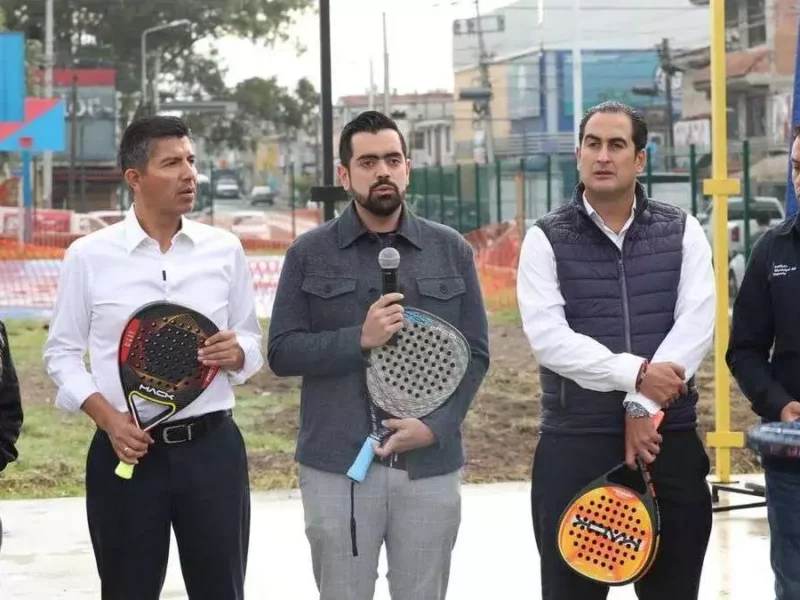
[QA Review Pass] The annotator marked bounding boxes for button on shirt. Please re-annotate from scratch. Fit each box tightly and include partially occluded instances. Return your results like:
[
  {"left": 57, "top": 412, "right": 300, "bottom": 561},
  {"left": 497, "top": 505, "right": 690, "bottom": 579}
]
[
  {"left": 517, "top": 194, "right": 716, "bottom": 415},
  {"left": 43, "top": 208, "right": 264, "bottom": 419}
]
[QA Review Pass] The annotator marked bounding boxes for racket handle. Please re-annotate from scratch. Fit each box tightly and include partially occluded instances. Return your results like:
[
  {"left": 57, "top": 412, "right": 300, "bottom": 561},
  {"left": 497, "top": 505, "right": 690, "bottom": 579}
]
[
  {"left": 115, "top": 461, "right": 135, "bottom": 480},
  {"left": 347, "top": 436, "right": 377, "bottom": 483}
]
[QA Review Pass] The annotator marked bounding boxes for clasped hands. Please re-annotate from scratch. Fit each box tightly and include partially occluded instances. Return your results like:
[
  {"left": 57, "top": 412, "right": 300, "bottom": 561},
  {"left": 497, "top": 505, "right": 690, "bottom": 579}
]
[{"left": 625, "top": 361, "right": 687, "bottom": 470}]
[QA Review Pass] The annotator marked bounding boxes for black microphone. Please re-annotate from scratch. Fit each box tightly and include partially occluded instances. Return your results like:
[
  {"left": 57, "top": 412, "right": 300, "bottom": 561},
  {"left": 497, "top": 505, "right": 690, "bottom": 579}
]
[{"left": 378, "top": 247, "right": 401, "bottom": 345}]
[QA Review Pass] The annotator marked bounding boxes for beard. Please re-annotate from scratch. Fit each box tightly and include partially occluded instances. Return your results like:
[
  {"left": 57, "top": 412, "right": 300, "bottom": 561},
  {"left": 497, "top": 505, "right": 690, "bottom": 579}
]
[{"left": 349, "top": 179, "right": 405, "bottom": 217}]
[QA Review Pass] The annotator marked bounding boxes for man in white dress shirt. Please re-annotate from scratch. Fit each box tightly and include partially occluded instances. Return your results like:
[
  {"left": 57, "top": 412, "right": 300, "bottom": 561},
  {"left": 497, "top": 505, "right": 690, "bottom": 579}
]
[
  {"left": 42, "top": 115, "right": 263, "bottom": 600},
  {"left": 517, "top": 101, "right": 716, "bottom": 599}
]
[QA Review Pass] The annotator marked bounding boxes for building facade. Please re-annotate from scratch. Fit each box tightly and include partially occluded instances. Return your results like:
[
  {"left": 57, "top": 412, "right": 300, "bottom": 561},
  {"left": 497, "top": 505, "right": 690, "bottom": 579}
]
[{"left": 333, "top": 91, "right": 455, "bottom": 168}]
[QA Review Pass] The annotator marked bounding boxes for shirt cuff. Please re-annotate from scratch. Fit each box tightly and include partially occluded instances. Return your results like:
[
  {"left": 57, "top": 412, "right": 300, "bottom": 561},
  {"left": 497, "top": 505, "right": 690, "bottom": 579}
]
[
  {"left": 613, "top": 353, "right": 646, "bottom": 394},
  {"left": 228, "top": 334, "right": 264, "bottom": 385},
  {"left": 623, "top": 393, "right": 662, "bottom": 416},
  {"left": 55, "top": 372, "right": 99, "bottom": 413}
]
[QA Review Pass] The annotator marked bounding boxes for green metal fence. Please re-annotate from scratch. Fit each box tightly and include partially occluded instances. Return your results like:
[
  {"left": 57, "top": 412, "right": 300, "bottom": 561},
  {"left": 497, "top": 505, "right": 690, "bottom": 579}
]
[{"left": 408, "top": 141, "right": 788, "bottom": 261}]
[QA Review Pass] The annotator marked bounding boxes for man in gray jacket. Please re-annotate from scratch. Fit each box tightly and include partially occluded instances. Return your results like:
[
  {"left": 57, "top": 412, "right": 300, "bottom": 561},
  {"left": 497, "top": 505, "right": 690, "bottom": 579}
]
[{"left": 267, "top": 110, "right": 489, "bottom": 599}]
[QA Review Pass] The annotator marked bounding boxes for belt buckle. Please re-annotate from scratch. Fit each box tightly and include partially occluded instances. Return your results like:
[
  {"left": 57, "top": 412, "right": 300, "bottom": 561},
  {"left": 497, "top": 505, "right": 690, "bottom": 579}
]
[{"left": 162, "top": 423, "right": 193, "bottom": 444}]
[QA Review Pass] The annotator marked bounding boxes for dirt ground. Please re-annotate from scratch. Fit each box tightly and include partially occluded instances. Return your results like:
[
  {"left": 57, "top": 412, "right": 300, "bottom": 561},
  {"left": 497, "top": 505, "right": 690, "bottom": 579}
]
[
  {"left": 10, "top": 318, "right": 761, "bottom": 494},
  {"left": 241, "top": 320, "right": 763, "bottom": 487}
]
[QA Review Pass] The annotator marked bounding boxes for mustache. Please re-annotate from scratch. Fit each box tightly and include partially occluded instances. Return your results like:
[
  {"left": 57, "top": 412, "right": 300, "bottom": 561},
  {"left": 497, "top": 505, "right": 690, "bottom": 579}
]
[{"left": 370, "top": 180, "right": 398, "bottom": 193}]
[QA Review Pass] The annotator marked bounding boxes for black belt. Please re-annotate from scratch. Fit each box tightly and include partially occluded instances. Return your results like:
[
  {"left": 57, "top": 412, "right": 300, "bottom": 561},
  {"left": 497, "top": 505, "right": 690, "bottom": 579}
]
[
  {"left": 150, "top": 409, "right": 231, "bottom": 445},
  {"left": 373, "top": 452, "right": 407, "bottom": 470}
]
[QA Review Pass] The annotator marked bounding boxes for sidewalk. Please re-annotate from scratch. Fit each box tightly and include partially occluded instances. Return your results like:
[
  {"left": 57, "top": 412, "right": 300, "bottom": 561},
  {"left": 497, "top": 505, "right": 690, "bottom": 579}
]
[{"left": 0, "top": 478, "right": 773, "bottom": 599}]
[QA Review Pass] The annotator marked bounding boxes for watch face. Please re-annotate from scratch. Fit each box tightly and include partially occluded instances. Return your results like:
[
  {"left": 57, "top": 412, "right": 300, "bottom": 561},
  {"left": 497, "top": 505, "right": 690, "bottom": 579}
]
[{"left": 625, "top": 403, "right": 650, "bottom": 418}]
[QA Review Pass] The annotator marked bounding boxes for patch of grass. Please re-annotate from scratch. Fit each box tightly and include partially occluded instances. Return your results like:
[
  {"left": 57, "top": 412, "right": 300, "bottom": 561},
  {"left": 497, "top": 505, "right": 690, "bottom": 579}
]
[
  {"left": 5, "top": 319, "right": 50, "bottom": 368},
  {"left": 489, "top": 307, "right": 521, "bottom": 326},
  {"left": 0, "top": 386, "right": 301, "bottom": 500},
  {"left": 0, "top": 403, "right": 94, "bottom": 499}
]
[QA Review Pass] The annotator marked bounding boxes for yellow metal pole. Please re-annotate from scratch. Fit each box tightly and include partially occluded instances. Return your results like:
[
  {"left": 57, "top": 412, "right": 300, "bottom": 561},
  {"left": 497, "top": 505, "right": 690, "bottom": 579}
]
[{"left": 703, "top": 0, "right": 744, "bottom": 483}]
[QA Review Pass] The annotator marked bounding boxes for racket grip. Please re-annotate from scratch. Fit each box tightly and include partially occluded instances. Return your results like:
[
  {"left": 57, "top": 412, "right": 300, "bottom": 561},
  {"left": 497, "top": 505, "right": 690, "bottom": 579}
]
[
  {"left": 115, "top": 460, "right": 135, "bottom": 480},
  {"left": 347, "top": 436, "right": 377, "bottom": 483}
]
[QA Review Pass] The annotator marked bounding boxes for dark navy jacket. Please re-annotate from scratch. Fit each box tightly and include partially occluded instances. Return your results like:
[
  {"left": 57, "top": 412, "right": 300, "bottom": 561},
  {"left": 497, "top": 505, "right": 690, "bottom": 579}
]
[
  {"left": 727, "top": 213, "right": 800, "bottom": 473},
  {"left": 535, "top": 181, "right": 698, "bottom": 434}
]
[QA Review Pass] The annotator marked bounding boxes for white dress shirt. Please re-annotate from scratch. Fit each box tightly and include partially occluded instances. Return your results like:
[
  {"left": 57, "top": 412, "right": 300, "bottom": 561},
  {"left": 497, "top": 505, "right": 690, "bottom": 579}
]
[
  {"left": 517, "top": 195, "right": 716, "bottom": 415},
  {"left": 43, "top": 207, "right": 264, "bottom": 420}
]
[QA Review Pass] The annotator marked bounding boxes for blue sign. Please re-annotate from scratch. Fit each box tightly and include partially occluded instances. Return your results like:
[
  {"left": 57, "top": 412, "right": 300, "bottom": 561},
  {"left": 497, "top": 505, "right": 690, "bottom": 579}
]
[
  {"left": 786, "top": 18, "right": 800, "bottom": 216},
  {"left": 0, "top": 32, "right": 25, "bottom": 123}
]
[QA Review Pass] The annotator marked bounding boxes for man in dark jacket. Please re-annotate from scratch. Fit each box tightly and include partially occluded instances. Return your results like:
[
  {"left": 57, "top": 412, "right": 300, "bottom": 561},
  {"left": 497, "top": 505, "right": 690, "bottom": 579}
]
[
  {"left": 517, "top": 101, "right": 716, "bottom": 599},
  {"left": 0, "top": 319, "right": 24, "bottom": 551},
  {"left": 726, "top": 123, "right": 800, "bottom": 600},
  {"left": 267, "top": 110, "right": 490, "bottom": 599}
]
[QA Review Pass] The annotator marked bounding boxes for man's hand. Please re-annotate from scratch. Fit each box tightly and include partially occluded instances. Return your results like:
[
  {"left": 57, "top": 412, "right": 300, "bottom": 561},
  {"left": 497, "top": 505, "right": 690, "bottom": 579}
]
[
  {"left": 198, "top": 331, "right": 244, "bottom": 370},
  {"left": 624, "top": 414, "right": 662, "bottom": 469},
  {"left": 103, "top": 411, "right": 154, "bottom": 465},
  {"left": 374, "top": 418, "right": 436, "bottom": 456},
  {"left": 360, "top": 293, "right": 405, "bottom": 350},
  {"left": 82, "top": 393, "right": 153, "bottom": 465},
  {"left": 780, "top": 401, "right": 800, "bottom": 423},
  {"left": 638, "top": 362, "right": 688, "bottom": 407}
]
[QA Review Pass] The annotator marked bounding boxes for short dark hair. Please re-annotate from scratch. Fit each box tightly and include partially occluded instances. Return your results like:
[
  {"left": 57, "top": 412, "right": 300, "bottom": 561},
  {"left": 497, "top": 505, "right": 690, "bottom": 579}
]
[
  {"left": 578, "top": 101, "right": 649, "bottom": 152},
  {"left": 119, "top": 115, "right": 192, "bottom": 173},
  {"left": 338, "top": 110, "right": 408, "bottom": 167}
]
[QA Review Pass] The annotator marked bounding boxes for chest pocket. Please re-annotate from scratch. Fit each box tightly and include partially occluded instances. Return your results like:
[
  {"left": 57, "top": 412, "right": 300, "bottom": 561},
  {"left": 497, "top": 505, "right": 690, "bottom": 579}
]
[
  {"left": 302, "top": 275, "right": 357, "bottom": 330},
  {"left": 415, "top": 276, "right": 465, "bottom": 325}
]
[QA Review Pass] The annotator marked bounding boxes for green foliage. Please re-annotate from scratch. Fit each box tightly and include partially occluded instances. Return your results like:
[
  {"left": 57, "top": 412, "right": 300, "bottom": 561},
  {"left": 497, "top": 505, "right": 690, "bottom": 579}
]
[{"left": 0, "top": 0, "right": 315, "bottom": 120}]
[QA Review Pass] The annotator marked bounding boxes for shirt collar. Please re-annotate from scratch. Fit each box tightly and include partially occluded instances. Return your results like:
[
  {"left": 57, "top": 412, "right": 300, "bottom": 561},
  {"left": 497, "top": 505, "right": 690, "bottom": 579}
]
[
  {"left": 582, "top": 192, "right": 637, "bottom": 220},
  {"left": 123, "top": 205, "right": 200, "bottom": 253},
  {"left": 337, "top": 200, "right": 423, "bottom": 249}
]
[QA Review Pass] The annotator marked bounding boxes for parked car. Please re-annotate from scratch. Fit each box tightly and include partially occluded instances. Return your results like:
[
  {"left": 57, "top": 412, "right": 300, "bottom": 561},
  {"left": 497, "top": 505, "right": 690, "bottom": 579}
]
[
  {"left": 249, "top": 185, "right": 276, "bottom": 206},
  {"left": 699, "top": 195, "right": 784, "bottom": 256},
  {"left": 214, "top": 178, "right": 241, "bottom": 200}
]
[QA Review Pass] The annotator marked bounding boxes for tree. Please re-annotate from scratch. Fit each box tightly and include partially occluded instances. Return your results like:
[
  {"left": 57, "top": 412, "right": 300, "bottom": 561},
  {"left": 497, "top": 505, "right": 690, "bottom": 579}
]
[
  {"left": 187, "top": 75, "right": 319, "bottom": 155},
  {"left": 0, "top": 0, "right": 315, "bottom": 121}
]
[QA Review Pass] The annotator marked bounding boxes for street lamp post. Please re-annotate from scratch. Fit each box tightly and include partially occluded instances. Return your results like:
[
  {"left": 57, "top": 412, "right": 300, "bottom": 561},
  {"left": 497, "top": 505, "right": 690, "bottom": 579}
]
[{"left": 140, "top": 19, "right": 191, "bottom": 115}]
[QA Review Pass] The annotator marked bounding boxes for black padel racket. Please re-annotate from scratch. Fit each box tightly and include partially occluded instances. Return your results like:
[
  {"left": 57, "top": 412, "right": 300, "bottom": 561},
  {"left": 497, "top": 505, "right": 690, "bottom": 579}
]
[
  {"left": 346, "top": 306, "right": 471, "bottom": 482},
  {"left": 746, "top": 421, "right": 800, "bottom": 459},
  {"left": 115, "top": 301, "right": 220, "bottom": 479}
]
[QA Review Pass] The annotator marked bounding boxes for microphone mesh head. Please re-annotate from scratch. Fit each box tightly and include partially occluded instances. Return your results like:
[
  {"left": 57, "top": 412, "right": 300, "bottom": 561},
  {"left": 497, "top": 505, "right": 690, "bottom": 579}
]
[{"left": 378, "top": 246, "right": 401, "bottom": 269}]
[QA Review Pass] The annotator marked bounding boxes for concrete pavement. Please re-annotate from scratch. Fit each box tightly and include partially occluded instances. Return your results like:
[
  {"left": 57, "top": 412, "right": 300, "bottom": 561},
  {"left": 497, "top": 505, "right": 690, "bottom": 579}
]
[{"left": 0, "top": 478, "right": 774, "bottom": 599}]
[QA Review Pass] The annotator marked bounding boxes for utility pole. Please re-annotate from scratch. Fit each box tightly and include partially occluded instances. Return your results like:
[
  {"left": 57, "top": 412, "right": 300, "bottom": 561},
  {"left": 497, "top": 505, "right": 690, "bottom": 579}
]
[
  {"left": 382, "top": 12, "right": 390, "bottom": 115},
  {"left": 571, "top": 0, "right": 582, "bottom": 147},
  {"left": 369, "top": 57, "right": 375, "bottom": 110},
  {"left": 474, "top": 0, "right": 495, "bottom": 164},
  {"left": 43, "top": 0, "right": 54, "bottom": 208},
  {"left": 658, "top": 37, "right": 677, "bottom": 170}
]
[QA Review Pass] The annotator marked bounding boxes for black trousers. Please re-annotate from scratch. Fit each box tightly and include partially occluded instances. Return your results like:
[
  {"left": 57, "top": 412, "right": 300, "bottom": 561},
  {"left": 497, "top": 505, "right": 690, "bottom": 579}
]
[
  {"left": 85, "top": 414, "right": 251, "bottom": 600},
  {"left": 531, "top": 429, "right": 713, "bottom": 600}
]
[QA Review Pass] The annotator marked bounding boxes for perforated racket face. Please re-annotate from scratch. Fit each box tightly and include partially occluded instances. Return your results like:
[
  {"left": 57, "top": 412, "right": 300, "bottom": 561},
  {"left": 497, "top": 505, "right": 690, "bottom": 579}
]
[
  {"left": 365, "top": 307, "right": 470, "bottom": 418},
  {"left": 557, "top": 485, "right": 659, "bottom": 585},
  {"left": 119, "top": 302, "right": 220, "bottom": 430},
  {"left": 747, "top": 422, "right": 800, "bottom": 459}
]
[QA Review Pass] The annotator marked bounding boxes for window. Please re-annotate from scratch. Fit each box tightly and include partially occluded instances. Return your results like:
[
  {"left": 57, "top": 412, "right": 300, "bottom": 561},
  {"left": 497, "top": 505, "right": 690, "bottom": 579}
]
[
  {"left": 745, "top": 94, "right": 767, "bottom": 137},
  {"left": 746, "top": 0, "right": 766, "bottom": 47}
]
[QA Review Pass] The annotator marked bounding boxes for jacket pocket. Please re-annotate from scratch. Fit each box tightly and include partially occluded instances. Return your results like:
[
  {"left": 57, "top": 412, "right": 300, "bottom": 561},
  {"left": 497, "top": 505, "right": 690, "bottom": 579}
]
[
  {"left": 302, "top": 275, "right": 357, "bottom": 328},
  {"left": 416, "top": 276, "right": 465, "bottom": 324}
]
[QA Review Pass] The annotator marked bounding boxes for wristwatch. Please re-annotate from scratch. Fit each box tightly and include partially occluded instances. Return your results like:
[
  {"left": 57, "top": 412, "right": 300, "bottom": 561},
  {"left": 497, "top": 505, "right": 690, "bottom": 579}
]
[{"left": 625, "top": 401, "right": 650, "bottom": 418}]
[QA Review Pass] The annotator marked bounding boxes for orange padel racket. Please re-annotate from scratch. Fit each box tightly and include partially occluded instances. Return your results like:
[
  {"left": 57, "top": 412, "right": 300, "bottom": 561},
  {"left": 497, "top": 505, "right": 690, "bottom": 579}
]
[{"left": 556, "top": 410, "right": 664, "bottom": 586}]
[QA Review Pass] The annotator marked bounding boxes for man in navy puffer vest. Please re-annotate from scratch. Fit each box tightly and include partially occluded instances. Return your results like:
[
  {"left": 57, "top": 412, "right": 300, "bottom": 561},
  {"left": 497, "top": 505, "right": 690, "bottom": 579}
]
[{"left": 517, "top": 101, "right": 716, "bottom": 600}]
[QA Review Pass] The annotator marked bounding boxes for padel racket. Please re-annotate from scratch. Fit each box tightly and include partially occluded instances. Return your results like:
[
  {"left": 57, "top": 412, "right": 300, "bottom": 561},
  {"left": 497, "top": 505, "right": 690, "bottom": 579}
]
[
  {"left": 746, "top": 421, "right": 800, "bottom": 459},
  {"left": 115, "top": 301, "right": 220, "bottom": 480},
  {"left": 556, "top": 411, "right": 664, "bottom": 586},
  {"left": 346, "top": 307, "right": 471, "bottom": 482}
]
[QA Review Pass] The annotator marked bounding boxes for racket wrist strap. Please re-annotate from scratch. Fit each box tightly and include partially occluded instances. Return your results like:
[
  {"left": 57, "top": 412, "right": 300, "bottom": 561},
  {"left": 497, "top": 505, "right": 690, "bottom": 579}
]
[{"left": 635, "top": 360, "right": 649, "bottom": 392}]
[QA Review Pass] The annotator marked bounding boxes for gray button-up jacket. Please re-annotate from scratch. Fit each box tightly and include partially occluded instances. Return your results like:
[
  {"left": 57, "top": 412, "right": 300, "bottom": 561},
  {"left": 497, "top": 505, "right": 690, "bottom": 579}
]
[{"left": 267, "top": 201, "right": 490, "bottom": 480}]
